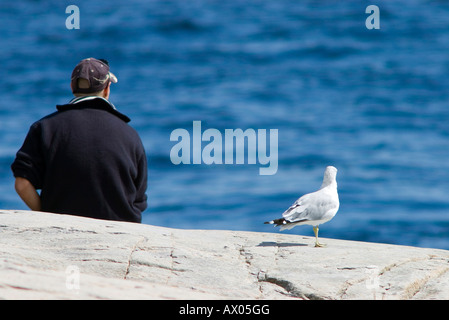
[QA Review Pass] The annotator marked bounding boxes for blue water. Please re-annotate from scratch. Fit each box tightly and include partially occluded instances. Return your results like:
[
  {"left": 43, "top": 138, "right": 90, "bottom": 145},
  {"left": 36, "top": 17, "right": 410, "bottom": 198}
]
[{"left": 1, "top": 0, "right": 449, "bottom": 250}]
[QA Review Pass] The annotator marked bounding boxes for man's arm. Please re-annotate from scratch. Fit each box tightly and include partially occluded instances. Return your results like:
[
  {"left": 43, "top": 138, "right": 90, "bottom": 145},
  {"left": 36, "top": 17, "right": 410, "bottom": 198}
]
[
  {"left": 15, "top": 177, "right": 41, "bottom": 211},
  {"left": 11, "top": 122, "right": 45, "bottom": 211},
  {"left": 134, "top": 145, "right": 148, "bottom": 213}
]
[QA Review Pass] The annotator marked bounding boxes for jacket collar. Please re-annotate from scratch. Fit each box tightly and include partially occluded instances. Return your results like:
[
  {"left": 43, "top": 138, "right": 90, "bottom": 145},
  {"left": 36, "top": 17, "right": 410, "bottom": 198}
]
[{"left": 56, "top": 96, "right": 131, "bottom": 123}]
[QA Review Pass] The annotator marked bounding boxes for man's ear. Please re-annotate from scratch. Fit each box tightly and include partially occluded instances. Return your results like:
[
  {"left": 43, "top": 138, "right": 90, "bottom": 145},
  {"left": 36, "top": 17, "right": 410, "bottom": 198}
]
[{"left": 103, "top": 82, "right": 111, "bottom": 99}]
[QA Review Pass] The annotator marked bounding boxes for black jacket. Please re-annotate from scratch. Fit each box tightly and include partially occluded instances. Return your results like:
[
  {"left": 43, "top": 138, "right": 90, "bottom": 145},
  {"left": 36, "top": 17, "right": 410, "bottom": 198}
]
[{"left": 11, "top": 96, "right": 148, "bottom": 223}]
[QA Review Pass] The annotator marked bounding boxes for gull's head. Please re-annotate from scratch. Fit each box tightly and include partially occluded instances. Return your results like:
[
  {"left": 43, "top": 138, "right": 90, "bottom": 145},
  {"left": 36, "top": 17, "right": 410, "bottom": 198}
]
[{"left": 321, "top": 166, "right": 338, "bottom": 188}]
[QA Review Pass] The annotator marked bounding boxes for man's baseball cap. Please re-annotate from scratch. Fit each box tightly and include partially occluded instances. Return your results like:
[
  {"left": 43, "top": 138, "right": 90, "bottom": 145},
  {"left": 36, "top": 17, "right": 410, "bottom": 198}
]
[{"left": 71, "top": 58, "right": 118, "bottom": 94}]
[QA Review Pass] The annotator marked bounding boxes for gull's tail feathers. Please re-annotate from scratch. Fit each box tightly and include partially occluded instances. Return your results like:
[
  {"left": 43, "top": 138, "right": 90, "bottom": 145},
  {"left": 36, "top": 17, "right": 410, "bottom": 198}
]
[
  {"left": 264, "top": 218, "right": 286, "bottom": 227},
  {"left": 264, "top": 218, "right": 309, "bottom": 231}
]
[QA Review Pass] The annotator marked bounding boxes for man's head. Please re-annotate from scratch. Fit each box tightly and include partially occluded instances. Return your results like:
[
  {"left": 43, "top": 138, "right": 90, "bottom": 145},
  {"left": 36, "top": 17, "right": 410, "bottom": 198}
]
[{"left": 71, "top": 58, "right": 117, "bottom": 99}]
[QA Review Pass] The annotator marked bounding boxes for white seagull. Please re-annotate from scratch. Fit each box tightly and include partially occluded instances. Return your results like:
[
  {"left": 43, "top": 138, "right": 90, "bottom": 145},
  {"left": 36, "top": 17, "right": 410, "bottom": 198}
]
[{"left": 265, "top": 166, "right": 340, "bottom": 247}]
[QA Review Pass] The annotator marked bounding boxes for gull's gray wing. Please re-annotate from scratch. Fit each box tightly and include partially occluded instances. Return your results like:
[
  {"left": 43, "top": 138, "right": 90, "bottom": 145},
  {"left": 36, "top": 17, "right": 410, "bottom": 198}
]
[
  {"left": 282, "top": 188, "right": 338, "bottom": 223},
  {"left": 282, "top": 193, "right": 311, "bottom": 222}
]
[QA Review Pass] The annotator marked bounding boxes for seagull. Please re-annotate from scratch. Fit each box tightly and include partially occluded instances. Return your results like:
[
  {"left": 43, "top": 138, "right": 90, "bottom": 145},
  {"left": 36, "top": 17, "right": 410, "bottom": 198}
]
[{"left": 265, "top": 166, "right": 339, "bottom": 247}]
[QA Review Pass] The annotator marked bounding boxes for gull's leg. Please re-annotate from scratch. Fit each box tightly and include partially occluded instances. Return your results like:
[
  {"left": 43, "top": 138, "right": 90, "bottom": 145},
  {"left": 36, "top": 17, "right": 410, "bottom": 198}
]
[{"left": 313, "top": 226, "right": 326, "bottom": 247}]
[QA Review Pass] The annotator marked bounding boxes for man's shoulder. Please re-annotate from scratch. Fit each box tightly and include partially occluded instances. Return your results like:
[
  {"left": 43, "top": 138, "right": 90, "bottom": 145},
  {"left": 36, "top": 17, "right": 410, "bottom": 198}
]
[
  {"left": 39, "top": 111, "right": 60, "bottom": 122},
  {"left": 26, "top": 111, "right": 59, "bottom": 131}
]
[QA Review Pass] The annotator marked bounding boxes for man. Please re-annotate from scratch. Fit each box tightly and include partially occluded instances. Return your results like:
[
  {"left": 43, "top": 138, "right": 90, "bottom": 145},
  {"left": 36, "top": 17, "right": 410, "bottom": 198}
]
[{"left": 11, "top": 58, "right": 148, "bottom": 223}]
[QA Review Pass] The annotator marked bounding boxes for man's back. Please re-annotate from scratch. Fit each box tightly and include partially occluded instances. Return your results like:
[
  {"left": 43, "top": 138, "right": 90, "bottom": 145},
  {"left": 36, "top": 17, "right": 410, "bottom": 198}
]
[{"left": 12, "top": 97, "right": 148, "bottom": 222}]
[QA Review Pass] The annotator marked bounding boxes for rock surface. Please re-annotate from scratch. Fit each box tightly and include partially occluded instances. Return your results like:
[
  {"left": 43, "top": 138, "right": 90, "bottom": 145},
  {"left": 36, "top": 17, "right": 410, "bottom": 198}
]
[{"left": 1, "top": 210, "right": 449, "bottom": 300}]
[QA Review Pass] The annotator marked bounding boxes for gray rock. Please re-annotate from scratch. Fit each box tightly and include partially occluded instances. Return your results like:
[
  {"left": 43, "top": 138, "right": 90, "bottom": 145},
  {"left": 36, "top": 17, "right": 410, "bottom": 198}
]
[{"left": 1, "top": 210, "right": 448, "bottom": 299}]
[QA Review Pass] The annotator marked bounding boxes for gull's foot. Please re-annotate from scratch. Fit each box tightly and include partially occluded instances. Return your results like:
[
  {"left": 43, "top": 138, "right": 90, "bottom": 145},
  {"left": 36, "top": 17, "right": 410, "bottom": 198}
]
[{"left": 314, "top": 242, "right": 327, "bottom": 248}]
